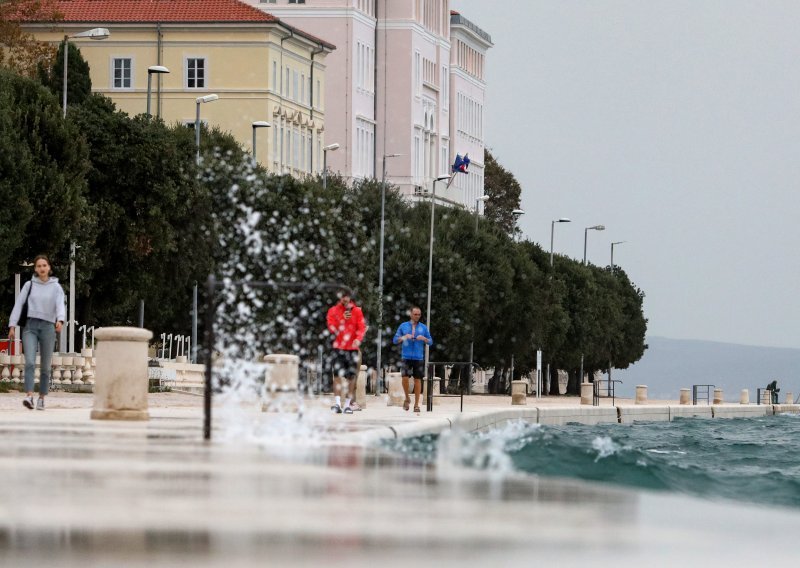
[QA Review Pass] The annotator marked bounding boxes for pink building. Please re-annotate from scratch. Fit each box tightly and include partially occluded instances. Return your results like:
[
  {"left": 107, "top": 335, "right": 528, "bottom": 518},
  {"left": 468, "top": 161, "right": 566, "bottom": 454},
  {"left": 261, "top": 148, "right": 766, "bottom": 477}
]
[{"left": 246, "top": 1, "right": 491, "bottom": 210}]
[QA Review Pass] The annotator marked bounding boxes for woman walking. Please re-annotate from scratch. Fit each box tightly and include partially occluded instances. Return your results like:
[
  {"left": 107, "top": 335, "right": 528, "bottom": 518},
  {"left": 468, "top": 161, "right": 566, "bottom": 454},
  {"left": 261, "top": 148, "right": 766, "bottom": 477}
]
[{"left": 8, "top": 255, "right": 66, "bottom": 410}]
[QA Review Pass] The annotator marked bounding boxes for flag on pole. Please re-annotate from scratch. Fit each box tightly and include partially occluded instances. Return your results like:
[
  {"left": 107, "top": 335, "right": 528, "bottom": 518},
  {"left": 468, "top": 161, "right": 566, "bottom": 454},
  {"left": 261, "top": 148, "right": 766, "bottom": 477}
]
[{"left": 447, "top": 153, "right": 470, "bottom": 187}]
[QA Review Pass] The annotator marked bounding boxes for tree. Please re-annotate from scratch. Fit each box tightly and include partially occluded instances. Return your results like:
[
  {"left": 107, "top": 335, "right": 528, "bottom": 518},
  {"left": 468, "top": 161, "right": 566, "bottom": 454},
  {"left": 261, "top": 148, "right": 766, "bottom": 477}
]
[
  {"left": 38, "top": 40, "right": 93, "bottom": 109},
  {"left": 0, "top": 0, "right": 60, "bottom": 77},
  {"left": 483, "top": 150, "right": 523, "bottom": 236}
]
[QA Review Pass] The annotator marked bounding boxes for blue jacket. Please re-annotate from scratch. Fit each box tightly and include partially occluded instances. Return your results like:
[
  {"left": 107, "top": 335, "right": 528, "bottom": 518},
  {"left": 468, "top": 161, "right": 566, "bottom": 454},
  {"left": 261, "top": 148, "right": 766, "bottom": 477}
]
[{"left": 393, "top": 321, "right": 433, "bottom": 361}]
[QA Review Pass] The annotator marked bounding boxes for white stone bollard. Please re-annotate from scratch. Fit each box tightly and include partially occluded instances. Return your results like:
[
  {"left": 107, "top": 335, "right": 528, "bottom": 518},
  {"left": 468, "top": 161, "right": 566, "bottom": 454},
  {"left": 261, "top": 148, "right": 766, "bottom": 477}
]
[
  {"left": 511, "top": 380, "right": 527, "bottom": 405},
  {"left": 356, "top": 364, "right": 367, "bottom": 409},
  {"left": 421, "top": 377, "right": 440, "bottom": 405},
  {"left": 386, "top": 372, "right": 405, "bottom": 406},
  {"left": 261, "top": 353, "right": 299, "bottom": 412},
  {"left": 91, "top": 327, "right": 152, "bottom": 421},
  {"left": 580, "top": 382, "right": 593, "bottom": 405},
  {"left": 713, "top": 388, "right": 724, "bottom": 405},
  {"left": 786, "top": 392, "right": 794, "bottom": 404},
  {"left": 679, "top": 388, "right": 691, "bottom": 405},
  {"left": 635, "top": 385, "right": 648, "bottom": 404},
  {"left": 740, "top": 389, "right": 749, "bottom": 405}
]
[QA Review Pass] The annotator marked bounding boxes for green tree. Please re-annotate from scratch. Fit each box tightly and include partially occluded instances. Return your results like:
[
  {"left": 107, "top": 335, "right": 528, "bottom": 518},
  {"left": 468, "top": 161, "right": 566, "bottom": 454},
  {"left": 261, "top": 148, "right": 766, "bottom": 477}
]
[
  {"left": 38, "top": 40, "right": 93, "bottom": 109},
  {"left": 483, "top": 150, "right": 522, "bottom": 236}
]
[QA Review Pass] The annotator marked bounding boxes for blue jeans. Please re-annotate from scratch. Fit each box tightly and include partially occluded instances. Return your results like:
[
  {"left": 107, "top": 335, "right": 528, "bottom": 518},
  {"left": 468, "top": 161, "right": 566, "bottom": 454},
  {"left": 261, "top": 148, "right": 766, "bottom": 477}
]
[{"left": 22, "top": 318, "right": 56, "bottom": 395}]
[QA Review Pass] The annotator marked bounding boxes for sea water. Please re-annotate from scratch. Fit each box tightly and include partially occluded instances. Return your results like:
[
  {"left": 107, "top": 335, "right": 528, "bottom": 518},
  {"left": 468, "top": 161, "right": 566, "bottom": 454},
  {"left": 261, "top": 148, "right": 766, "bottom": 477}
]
[{"left": 384, "top": 413, "right": 800, "bottom": 509}]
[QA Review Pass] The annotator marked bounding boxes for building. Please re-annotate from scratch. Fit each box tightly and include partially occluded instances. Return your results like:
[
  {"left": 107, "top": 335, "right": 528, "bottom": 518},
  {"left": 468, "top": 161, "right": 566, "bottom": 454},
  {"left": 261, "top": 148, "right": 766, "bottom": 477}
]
[
  {"left": 22, "top": 0, "right": 335, "bottom": 175},
  {"left": 244, "top": 1, "right": 492, "bottom": 210}
]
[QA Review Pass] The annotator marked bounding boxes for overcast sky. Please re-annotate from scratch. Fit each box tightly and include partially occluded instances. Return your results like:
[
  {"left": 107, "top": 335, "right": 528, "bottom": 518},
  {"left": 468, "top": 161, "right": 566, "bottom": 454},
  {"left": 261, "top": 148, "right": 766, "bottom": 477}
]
[{"left": 450, "top": 0, "right": 800, "bottom": 349}]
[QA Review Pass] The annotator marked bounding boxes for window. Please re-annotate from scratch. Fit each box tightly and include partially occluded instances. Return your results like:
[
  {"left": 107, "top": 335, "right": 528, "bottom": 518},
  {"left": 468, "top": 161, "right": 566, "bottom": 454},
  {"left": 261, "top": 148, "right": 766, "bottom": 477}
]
[
  {"left": 288, "top": 0, "right": 306, "bottom": 3},
  {"left": 272, "top": 61, "right": 277, "bottom": 90},
  {"left": 186, "top": 58, "right": 206, "bottom": 89},
  {"left": 112, "top": 58, "right": 132, "bottom": 89}
]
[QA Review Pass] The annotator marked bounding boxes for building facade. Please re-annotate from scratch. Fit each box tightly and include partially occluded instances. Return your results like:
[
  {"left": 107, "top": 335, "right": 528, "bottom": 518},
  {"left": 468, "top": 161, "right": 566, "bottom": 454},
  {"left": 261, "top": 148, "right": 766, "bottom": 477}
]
[
  {"left": 23, "top": 0, "right": 334, "bottom": 175},
  {"left": 245, "top": 0, "right": 491, "bottom": 209}
]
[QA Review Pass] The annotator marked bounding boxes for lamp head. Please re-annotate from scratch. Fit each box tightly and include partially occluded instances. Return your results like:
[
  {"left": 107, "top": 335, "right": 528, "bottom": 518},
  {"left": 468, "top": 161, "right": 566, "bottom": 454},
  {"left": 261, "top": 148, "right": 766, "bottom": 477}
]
[
  {"left": 590, "top": 224, "right": 605, "bottom": 231},
  {"left": 477, "top": 195, "right": 490, "bottom": 203},
  {"left": 196, "top": 94, "right": 219, "bottom": 104},
  {"left": 73, "top": 28, "right": 110, "bottom": 40},
  {"left": 512, "top": 209, "right": 525, "bottom": 216},
  {"left": 148, "top": 65, "right": 170, "bottom": 75},
  {"left": 557, "top": 217, "right": 571, "bottom": 223},
  {"left": 323, "top": 143, "right": 340, "bottom": 152},
  {"left": 252, "top": 121, "right": 271, "bottom": 128},
  {"left": 436, "top": 175, "right": 451, "bottom": 182}
]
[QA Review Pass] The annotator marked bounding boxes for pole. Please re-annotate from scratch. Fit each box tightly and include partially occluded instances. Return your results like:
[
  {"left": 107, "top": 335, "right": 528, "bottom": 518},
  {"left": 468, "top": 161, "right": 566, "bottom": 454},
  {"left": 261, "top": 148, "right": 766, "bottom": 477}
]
[
  {"left": 138, "top": 299, "right": 144, "bottom": 328},
  {"left": 611, "top": 243, "right": 615, "bottom": 272},
  {"left": 583, "top": 227, "right": 588, "bottom": 265},
  {"left": 550, "top": 220, "right": 555, "bottom": 267},
  {"left": 192, "top": 282, "right": 198, "bottom": 363},
  {"left": 62, "top": 36, "right": 68, "bottom": 118},
  {"left": 195, "top": 101, "right": 201, "bottom": 165},
  {"left": 147, "top": 72, "right": 153, "bottom": 117},
  {"left": 468, "top": 197, "right": 481, "bottom": 395},
  {"left": 322, "top": 150, "right": 328, "bottom": 189},
  {"left": 203, "top": 275, "right": 215, "bottom": 441},
  {"left": 424, "top": 179, "right": 438, "bottom": 411},
  {"left": 252, "top": 127, "right": 257, "bottom": 159},
  {"left": 68, "top": 242, "right": 76, "bottom": 353},
  {"left": 375, "top": 158, "right": 388, "bottom": 394}
]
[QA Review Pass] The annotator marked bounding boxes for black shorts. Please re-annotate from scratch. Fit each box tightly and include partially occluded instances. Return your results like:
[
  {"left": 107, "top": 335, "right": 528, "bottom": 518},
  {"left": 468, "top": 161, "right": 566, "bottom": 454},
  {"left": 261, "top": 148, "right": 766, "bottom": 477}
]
[
  {"left": 401, "top": 359, "right": 425, "bottom": 380},
  {"left": 332, "top": 349, "right": 359, "bottom": 379}
]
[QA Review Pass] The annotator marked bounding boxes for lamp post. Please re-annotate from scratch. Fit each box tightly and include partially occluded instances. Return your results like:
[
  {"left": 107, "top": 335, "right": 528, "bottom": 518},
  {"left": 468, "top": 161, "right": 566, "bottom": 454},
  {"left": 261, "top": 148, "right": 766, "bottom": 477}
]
[
  {"left": 68, "top": 242, "right": 79, "bottom": 353},
  {"left": 467, "top": 194, "right": 491, "bottom": 394},
  {"left": 611, "top": 241, "right": 626, "bottom": 272},
  {"left": 424, "top": 175, "right": 452, "bottom": 410},
  {"left": 146, "top": 65, "right": 169, "bottom": 118},
  {"left": 375, "top": 152, "right": 402, "bottom": 395},
  {"left": 583, "top": 224, "right": 606, "bottom": 264},
  {"left": 195, "top": 94, "right": 219, "bottom": 164},
  {"left": 251, "top": 121, "right": 271, "bottom": 160},
  {"left": 550, "top": 217, "right": 571, "bottom": 266},
  {"left": 512, "top": 209, "right": 525, "bottom": 242},
  {"left": 62, "top": 28, "right": 109, "bottom": 119},
  {"left": 322, "top": 143, "right": 340, "bottom": 189}
]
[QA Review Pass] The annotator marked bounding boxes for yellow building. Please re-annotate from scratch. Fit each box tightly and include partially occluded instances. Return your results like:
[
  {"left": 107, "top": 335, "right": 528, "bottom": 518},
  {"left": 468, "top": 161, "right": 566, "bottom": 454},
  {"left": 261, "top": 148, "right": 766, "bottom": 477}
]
[{"left": 22, "top": 0, "right": 334, "bottom": 172}]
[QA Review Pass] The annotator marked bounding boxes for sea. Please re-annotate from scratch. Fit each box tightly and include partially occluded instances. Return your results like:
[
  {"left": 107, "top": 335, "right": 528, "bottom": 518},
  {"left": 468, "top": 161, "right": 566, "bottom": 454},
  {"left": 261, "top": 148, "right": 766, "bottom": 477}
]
[{"left": 383, "top": 413, "right": 800, "bottom": 509}]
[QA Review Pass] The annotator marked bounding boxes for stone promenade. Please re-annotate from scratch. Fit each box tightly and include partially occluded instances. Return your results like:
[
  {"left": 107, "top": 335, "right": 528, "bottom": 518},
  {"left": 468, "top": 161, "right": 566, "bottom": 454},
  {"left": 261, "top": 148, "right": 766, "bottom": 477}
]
[{"left": 0, "top": 391, "right": 797, "bottom": 567}]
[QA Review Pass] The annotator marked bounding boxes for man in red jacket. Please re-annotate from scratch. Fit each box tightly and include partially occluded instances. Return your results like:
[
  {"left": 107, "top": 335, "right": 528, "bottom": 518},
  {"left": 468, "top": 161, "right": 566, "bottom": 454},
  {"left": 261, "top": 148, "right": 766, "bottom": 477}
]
[{"left": 326, "top": 290, "right": 367, "bottom": 414}]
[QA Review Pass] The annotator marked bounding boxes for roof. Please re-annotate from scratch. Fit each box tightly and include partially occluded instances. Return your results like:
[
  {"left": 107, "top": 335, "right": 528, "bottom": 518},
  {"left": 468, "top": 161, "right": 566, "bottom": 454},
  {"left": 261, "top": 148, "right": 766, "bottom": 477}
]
[{"left": 23, "top": 0, "right": 278, "bottom": 23}]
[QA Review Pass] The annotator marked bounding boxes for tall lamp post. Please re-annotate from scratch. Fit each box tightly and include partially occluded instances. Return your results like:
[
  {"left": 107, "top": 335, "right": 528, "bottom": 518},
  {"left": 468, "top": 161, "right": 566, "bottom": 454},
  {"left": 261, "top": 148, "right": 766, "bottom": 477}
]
[
  {"left": 375, "top": 152, "right": 402, "bottom": 395},
  {"left": 322, "top": 143, "right": 340, "bottom": 189},
  {"left": 195, "top": 94, "right": 219, "bottom": 164},
  {"left": 62, "top": 28, "right": 110, "bottom": 118},
  {"left": 550, "top": 217, "right": 571, "bottom": 266},
  {"left": 146, "top": 65, "right": 169, "bottom": 118},
  {"left": 611, "top": 241, "right": 626, "bottom": 272},
  {"left": 467, "top": 194, "right": 491, "bottom": 393},
  {"left": 424, "top": 175, "right": 452, "bottom": 411},
  {"left": 583, "top": 224, "right": 605, "bottom": 264},
  {"left": 68, "top": 242, "right": 80, "bottom": 353},
  {"left": 251, "top": 121, "right": 271, "bottom": 160}
]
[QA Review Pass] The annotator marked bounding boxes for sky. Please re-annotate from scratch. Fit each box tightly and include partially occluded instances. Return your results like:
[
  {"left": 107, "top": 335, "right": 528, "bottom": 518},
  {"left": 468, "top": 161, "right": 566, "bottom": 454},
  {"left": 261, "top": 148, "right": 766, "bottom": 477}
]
[{"left": 450, "top": 0, "right": 800, "bottom": 349}]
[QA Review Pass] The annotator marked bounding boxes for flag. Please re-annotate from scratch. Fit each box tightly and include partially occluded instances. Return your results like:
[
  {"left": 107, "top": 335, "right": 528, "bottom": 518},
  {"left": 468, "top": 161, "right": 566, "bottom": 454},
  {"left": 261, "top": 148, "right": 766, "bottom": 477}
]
[{"left": 451, "top": 153, "right": 470, "bottom": 174}]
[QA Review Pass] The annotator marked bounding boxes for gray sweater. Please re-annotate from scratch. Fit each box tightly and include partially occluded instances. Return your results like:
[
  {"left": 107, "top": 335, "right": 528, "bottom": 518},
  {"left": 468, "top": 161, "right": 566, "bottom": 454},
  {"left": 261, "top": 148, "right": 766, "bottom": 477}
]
[{"left": 8, "top": 277, "right": 66, "bottom": 327}]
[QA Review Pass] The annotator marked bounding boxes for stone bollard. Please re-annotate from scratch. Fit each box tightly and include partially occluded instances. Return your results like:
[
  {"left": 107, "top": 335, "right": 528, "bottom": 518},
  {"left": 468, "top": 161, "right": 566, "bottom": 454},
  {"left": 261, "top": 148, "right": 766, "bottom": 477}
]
[
  {"left": 421, "top": 377, "right": 440, "bottom": 406},
  {"left": 635, "top": 385, "right": 648, "bottom": 404},
  {"left": 356, "top": 364, "right": 367, "bottom": 409},
  {"left": 679, "top": 388, "right": 691, "bottom": 405},
  {"left": 740, "top": 389, "right": 749, "bottom": 405},
  {"left": 386, "top": 372, "right": 405, "bottom": 406},
  {"left": 713, "top": 388, "right": 724, "bottom": 404},
  {"left": 786, "top": 392, "right": 794, "bottom": 404},
  {"left": 580, "top": 382, "right": 593, "bottom": 405},
  {"left": 511, "top": 380, "right": 527, "bottom": 405},
  {"left": 91, "top": 327, "right": 152, "bottom": 421},
  {"left": 261, "top": 353, "right": 299, "bottom": 412}
]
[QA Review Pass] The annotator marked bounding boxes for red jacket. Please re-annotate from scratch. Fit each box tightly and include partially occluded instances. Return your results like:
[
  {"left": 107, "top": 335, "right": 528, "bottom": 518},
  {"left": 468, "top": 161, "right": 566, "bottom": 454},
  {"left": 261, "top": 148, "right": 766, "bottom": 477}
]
[{"left": 326, "top": 302, "right": 367, "bottom": 351}]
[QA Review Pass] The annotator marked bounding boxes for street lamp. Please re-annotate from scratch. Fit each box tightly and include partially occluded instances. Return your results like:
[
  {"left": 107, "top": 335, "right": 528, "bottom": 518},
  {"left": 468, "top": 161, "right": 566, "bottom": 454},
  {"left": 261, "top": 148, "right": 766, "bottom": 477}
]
[
  {"left": 424, "top": 174, "right": 452, "bottom": 410},
  {"left": 583, "top": 224, "right": 606, "bottom": 264},
  {"left": 195, "top": 94, "right": 219, "bottom": 164},
  {"left": 251, "top": 121, "right": 271, "bottom": 160},
  {"left": 68, "top": 242, "right": 80, "bottom": 354},
  {"left": 611, "top": 241, "right": 626, "bottom": 272},
  {"left": 62, "top": 28, "right": 110, "bottom": 118},
  {"left": 322, "top": 143, "right": 340, "bottom": 189},
  {"left": 550, "top": 217, "right": 571, "bottom": 266},
  {"left": 375, "top": 152, "right": 402, "bottom": 395},
  {"left": 474, "top": 195, "right": 490, "bottom": 231},
  {"left": 146, "top": 65, "right": 170, "bottom": 118},
  {"left": 512, "top": 209, "right": 525, "bottom": 242}
]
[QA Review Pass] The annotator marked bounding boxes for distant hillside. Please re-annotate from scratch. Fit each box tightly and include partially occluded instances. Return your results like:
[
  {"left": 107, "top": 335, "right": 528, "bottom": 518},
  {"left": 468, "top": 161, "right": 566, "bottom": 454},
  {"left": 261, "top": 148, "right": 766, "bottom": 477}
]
[{"left": 612, "top": 336, "right": 800, "bottom": 403}]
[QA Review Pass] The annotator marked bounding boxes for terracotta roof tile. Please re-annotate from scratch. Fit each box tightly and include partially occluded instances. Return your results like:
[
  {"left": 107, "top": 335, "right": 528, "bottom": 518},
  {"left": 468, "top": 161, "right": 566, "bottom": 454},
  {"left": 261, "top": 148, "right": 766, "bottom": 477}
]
[{"left": 24, "top": 0, "right": 277, "bottom": 23}]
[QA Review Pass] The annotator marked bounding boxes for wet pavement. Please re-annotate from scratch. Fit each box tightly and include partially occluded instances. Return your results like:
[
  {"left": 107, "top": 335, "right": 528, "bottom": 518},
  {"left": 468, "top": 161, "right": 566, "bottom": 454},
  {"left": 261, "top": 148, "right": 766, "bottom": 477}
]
[{"left": 0, "top": 392, "right": 797, "bottom": 566}]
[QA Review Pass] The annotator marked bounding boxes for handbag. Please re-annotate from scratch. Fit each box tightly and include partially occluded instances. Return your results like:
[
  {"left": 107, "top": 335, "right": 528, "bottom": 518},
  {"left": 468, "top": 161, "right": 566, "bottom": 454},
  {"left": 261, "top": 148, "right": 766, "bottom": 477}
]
[{"left": 17, "top": 283, "right": 31, "bottom": 327}]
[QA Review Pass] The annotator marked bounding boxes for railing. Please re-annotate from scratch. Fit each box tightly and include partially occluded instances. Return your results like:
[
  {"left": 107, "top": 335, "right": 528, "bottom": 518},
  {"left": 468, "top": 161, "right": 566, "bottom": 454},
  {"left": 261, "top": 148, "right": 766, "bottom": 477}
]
[
  {"left": 424, "top": 361, "right": 482, "bottom": 412},
  {"left": 756, "top": 388, "right": 777, "bottom": 405},
  {"left": 692, "top": 384, "right": 714, "bottom": 405},
  {"left": 593, "top": 379, "right": 622, "bottom": 406}
]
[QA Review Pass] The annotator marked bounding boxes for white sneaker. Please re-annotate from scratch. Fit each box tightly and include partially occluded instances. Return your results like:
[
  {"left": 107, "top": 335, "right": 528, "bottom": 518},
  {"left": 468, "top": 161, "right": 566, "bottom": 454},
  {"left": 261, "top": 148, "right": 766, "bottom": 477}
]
[
  {"left": 22, "top": 397, "right": 34, "bottom": 410},
  {"left": 36, "top": 398, "right": 45, "bottom": 411}
]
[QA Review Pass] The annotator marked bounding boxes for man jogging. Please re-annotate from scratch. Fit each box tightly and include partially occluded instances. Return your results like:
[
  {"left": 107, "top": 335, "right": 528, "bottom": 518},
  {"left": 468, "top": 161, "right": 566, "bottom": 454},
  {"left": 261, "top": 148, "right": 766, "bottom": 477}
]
[
  {"left": 326, "top": 290, "right": 367, "bottom": 414},
  {"left": 392, "top": 305, "right": 433, "bottom": 413}
]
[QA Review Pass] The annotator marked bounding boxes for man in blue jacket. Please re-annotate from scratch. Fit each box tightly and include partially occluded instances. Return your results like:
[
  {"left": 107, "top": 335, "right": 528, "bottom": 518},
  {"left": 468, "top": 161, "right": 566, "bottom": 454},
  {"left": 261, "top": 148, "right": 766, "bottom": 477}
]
[{"left": 392, "top": 306, "right": 433, "bottom": 413}]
